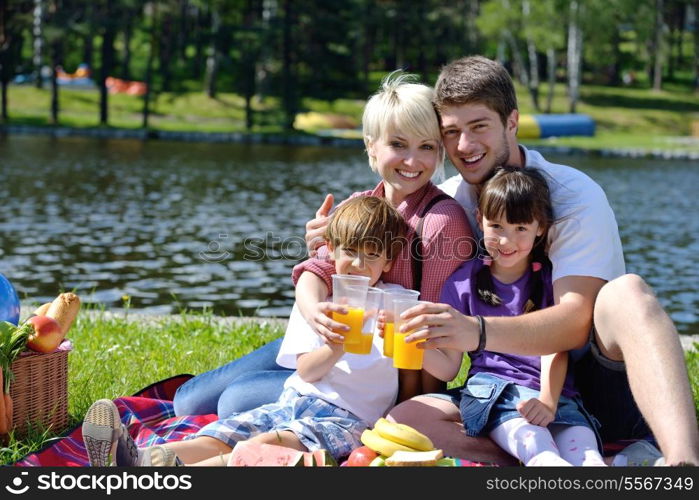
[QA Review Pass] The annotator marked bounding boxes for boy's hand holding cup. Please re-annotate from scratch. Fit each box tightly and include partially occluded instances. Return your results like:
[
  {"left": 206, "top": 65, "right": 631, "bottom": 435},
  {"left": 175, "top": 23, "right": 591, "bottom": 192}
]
[{"left": 331, "top": 274, "right": 370, "bottom": 346}]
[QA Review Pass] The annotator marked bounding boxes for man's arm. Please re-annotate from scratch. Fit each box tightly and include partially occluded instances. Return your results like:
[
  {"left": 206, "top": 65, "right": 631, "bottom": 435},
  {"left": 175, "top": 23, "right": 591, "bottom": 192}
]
[{"left": 402, "top": 275, "right": 605, "bottom": 356}]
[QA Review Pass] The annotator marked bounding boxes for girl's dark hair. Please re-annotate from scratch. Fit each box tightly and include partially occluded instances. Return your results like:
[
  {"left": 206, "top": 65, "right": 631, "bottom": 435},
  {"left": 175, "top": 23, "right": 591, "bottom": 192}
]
[{"left": 476, "top": 166, "right": 554, "bottom": 313}]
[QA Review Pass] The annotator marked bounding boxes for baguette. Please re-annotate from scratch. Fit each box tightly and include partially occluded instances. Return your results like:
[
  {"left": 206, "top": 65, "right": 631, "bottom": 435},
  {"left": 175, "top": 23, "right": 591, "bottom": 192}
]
[
  {"left": 33, "top": 302, "right": 52, "bottom": 316},
  {"left": 46, "top": 293, "right": 81, "bottom": 336},
  {"left": 385, "top": 449, "right": 444, "bottom": 467}
]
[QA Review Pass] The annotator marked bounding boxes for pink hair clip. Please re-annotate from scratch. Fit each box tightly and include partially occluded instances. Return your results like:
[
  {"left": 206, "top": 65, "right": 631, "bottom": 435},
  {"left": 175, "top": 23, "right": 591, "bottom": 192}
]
[
  {"left": 531, "top": 262, "right": 542, "bottom": 272},
  {"left": 482, "top": 257, "right": 493, "bottom": 267}
]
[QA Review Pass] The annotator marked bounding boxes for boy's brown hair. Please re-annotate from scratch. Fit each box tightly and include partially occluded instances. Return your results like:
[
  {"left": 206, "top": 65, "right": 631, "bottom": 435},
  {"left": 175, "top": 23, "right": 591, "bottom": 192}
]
[
  {"left": 325, "top": 196, "right": 408, "bottom": 261},
  {"left": 434, "top": 56, "right": 518, "bottom": 126}
]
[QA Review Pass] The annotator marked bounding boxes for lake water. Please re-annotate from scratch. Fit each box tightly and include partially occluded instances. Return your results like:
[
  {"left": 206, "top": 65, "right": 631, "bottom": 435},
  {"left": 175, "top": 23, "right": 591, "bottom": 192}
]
[{"left": 0, "top": 135, "right": 697, "bottom": 335}]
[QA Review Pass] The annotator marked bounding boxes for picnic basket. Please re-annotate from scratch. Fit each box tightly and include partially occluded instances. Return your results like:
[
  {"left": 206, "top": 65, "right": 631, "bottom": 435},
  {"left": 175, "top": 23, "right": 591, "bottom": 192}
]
[{"left": 8, "top": 344, "right": 70, "bottom": 436}]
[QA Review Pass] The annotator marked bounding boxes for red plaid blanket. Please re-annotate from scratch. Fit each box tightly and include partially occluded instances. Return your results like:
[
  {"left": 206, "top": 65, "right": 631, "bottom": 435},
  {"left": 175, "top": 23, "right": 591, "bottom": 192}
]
[
  {"left": 13, "top": 374, "right": 647, "bottom": 467},
  {"left": 14, "top": 375, "right": 217, "bottom": 467}
]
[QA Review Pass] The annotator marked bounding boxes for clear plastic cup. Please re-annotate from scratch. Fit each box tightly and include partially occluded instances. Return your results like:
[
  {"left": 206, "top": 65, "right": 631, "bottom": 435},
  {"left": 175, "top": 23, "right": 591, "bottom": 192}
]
[
  {"left": 393, "top": 298, "right": 425, "bottom": 370},
  {"left": 331, "top": 274, "right": 370, "bottom": 345},
  {"left": 382, "top": 289, "right": 420, "bottom": 357},
  {"left": 344, "top": 287, "right": 383, "bottom": 355}
]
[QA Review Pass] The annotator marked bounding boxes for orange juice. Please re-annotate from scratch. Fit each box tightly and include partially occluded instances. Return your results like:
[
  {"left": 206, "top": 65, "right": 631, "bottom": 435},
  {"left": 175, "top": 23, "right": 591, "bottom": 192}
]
[
  {"left": 383, "top": 322, "right": 395, "bottom": 357},
  {"left": 332, "top": 307, "right": 364, "bottom": 344},
  {"left": 393, "top": 332, "right": 424, "bottom": 369},
  {"left": 344, "top": 333, "right": 373, "bottom": 354}
]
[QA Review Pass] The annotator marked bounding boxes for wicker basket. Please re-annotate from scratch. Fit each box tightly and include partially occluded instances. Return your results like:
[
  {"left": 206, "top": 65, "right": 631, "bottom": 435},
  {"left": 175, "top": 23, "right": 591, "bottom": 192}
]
[{"left": 8, "top": 347, "right": 70, "bottom": 436}]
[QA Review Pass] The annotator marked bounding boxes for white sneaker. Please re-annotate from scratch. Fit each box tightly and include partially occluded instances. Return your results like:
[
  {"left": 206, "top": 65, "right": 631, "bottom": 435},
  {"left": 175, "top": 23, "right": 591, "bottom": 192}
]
[{"left": 612, "top": 440, "right": 663, "bottom": 466}]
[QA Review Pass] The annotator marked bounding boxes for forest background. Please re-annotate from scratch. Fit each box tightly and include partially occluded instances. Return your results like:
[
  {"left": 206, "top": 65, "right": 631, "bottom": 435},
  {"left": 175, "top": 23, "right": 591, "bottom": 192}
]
[{"left": 1, "top": 0, "right": 698, "bottom": 153}]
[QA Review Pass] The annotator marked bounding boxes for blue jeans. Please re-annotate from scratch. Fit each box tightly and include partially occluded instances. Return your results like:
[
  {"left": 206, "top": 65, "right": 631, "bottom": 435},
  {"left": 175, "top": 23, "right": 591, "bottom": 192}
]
[{"left": 173, "top": 338, "right": 294, "bottom": 418}]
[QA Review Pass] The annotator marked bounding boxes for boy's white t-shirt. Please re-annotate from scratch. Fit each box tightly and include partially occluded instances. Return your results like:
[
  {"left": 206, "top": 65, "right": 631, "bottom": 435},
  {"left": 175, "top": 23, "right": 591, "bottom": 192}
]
[
  {"left": 276, "top": 281, "right": 403, "bottom": 425},
  {"left": 438, "top": 146, "right": 626, "bottom": 283}
]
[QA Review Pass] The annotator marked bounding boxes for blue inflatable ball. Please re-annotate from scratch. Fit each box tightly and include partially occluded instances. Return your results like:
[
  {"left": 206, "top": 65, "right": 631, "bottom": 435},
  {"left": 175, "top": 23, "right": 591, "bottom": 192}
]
[{"left": 0, "top": 273, "right": 21, "bottom": 325}]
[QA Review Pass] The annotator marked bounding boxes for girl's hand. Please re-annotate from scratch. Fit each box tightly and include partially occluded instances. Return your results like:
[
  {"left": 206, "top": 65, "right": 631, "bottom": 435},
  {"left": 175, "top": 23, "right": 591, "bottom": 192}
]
[
  {"left": 307, "top": 301, "right": 349, "bottom": 344},
  {"left": 306, "top": 194, "right": 334, "bottom": 257},
  {"left": 399, "top": 302, "right": 479, "bottom": 353},
  {"left": 516, "top": 398, "right": 555, "bottom": 427}
]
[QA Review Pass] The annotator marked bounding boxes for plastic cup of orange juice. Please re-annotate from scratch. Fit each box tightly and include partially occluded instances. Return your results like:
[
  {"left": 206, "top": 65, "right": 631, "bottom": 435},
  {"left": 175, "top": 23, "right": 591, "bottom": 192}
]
[
  {"left": 392, "top": 299, "right": 425, "bottom": 370},
  {"left": 382, "top": 289, "right": 420, "bottom": 357},
  {"left": 344, "top": 287, "right": 383, "bottom": 355},
  {"left": 331, "top": 274, "right": 369, "bottom": 345}
]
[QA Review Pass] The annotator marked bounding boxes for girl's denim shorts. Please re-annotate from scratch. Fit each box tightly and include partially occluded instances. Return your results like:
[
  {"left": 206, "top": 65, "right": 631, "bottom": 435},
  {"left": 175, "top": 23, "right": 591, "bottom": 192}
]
[{"left": 454, "top": 372, "right": 601, "bottom": 446}]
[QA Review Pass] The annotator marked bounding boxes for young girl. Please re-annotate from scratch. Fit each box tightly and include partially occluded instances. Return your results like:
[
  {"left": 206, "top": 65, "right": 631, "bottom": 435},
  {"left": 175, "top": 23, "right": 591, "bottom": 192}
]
[
  {"left": 173, "top": 72, "right": 472, "bottom": 417},
  {"left": 438, "top": 165, "right": 605, "bottom": 466}
]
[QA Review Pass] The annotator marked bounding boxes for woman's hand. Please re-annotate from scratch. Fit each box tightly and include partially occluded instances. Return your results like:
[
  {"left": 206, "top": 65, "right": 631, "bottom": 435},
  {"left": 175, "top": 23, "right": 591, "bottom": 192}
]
[
  {"left": 399, "top": 301, "right": 479, "bottom": 353},
  {"left": 516, "top": 398, "right": 555, "bottom": 427},
  {"left": 306, "top": 194, "right": 334, "bottom": 257},
  {"left": 305, "top": 301, "right": 350, "bottom": 344}
]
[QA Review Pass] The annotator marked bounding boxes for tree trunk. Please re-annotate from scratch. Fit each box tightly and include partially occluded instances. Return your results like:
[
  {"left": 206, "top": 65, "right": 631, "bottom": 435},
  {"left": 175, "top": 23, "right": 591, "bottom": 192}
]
[
  {"left": 522, "top": 0, "right": 540, "bottom": 111},
  {"left": 204, "top": 9, "right": 220, "bottom": 98},
  {"left": 567, "top": 0, "right": 582, "bottom": 113},
  {"left": 1, "top": 80, "right": 7, "bottom": 122},
  {"left": 609, "top": 23, "right": 622, "bottom": 86},
  {"left": 99, "top": 0, "right": 116, "bottom": 125},
  {"left": 142, "top": 1, "right": 157, "bottom": 129},
  {"left": 505, "top": 30, "right": 528, "bottom": 90},
  {"left": 243, "top": 0, "right": 256, "bottom": 131},
  {"left": 0, "top": 0, "right": 9, "bottom": 122},
  {"left": 158, "top": 11, "right": 174, "bottom": 92},
  {"left": 467, "top": 0, "right": 480, "bottom": 53},
  {"left": 695, "top": 0, "right": 699, "bottom": 92},
  {"left": 282, "top": 0, "right": 296, "bottom": 130},
  {"left": 121, "top": 10, "right": 133, "bottom": 80},
  {"left": 653, "top": 0, "right": 664, "bottom": 91},
  {"left": 545, "top": 47, "right": 555, "bottom": 113},
  {"left": 33, "top": 0, "right": 44, "bottom": 89},
  {"left": 50, "top": 41, "right": 60, "bottom": 124},
  {"left": 361, "top": 0, "right": 374, "bottom": 93}
]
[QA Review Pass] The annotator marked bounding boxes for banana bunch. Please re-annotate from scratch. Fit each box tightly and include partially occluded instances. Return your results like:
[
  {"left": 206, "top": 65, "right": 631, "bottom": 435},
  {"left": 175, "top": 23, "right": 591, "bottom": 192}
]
[{"left": 360, "top": 418, "right": 436, "bottom": 459}]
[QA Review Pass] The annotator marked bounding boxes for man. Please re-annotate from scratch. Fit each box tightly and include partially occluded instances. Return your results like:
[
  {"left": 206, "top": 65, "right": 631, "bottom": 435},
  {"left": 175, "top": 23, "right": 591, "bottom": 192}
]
[{"left": 306, "top": 56, "right": 698, "bottom": 465}]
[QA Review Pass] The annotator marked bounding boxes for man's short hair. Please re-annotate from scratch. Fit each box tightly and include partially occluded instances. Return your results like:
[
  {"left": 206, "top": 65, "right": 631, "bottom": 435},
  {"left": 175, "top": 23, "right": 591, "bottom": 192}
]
[
  {"left": 325, "top": 196, "right": 408, "bottom": 261},
  {"left": 434, "top": 56, "right": 518, "bottom": 125}
]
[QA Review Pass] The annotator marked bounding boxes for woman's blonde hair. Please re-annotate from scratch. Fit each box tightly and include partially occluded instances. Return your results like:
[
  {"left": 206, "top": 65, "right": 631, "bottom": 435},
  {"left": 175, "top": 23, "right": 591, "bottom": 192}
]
[{"left": 362, "top": 71, "right": 445, "bottom": 181}]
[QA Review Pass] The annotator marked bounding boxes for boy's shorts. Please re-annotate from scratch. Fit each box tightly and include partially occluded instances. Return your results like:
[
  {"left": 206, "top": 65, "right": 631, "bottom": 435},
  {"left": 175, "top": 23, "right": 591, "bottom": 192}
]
[
  {"left": 429, "top": 328, "right": 652, "bottom": 445},
  {"left": 193, "top": 387, "right": 366, "bottom": 460}
]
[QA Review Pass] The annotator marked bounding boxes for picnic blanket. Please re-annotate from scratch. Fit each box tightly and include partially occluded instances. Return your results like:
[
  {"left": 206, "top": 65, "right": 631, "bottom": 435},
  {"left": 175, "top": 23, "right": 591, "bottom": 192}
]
[
  {"left": 13, "top": 374, "right": 648, "bottom": 466},
  {"left": 14, "top": 374, "right": 217, "bottom": 467}
]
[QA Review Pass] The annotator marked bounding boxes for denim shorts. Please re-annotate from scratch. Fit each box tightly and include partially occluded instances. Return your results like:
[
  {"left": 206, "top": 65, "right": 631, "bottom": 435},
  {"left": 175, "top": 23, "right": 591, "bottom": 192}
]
[
  {"left": 193, "top": 387, "right": 367, "bottom": 460},
  {"left": 456, "top": 372, "right": 600, "bottom": 445},
  {"left": 573, "top": 327, "right": 652, "bottom": 443}
]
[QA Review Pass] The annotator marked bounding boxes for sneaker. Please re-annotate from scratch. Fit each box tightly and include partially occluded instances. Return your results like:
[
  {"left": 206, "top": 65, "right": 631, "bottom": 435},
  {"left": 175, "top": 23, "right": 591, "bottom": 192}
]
[
  {"left": 612, "top": 440, "right": 664, "bottom": 466},
  {"left": 82, "top": 399, "right": 138, "bottom": 467}
]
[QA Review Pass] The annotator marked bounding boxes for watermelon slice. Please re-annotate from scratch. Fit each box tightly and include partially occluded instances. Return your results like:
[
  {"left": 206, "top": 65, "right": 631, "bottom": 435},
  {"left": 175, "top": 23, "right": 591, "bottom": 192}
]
[{"left": 227, "top": 442, "right": 305, "bottom": 467}]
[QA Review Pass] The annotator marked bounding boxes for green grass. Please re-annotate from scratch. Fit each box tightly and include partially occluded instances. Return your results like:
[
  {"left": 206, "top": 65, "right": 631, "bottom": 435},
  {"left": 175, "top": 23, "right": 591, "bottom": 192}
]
[
  {"left": 1, "top": 307, "right": 696, "bottom": 465},
  {"left": 5, "top": 82, "right": 698, "bottom": 153},
  {"left": 0, "top": 307, "right": 285, "bottom": 465}
]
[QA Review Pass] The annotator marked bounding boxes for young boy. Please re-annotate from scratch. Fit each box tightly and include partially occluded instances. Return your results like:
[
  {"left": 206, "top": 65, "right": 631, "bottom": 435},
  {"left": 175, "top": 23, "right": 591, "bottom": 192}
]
[{"left": 82, "top": 196, "right": 460, "bottom": 466}]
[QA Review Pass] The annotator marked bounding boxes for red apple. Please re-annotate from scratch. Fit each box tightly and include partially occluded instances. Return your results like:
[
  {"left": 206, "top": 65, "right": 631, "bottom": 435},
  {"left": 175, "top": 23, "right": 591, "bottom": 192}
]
[
  {"left": 346, "top": 445, "right": 378, "bottom": 466},
  {"left": 26, "top": 316, "right": 64, "bottom": 353}
]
